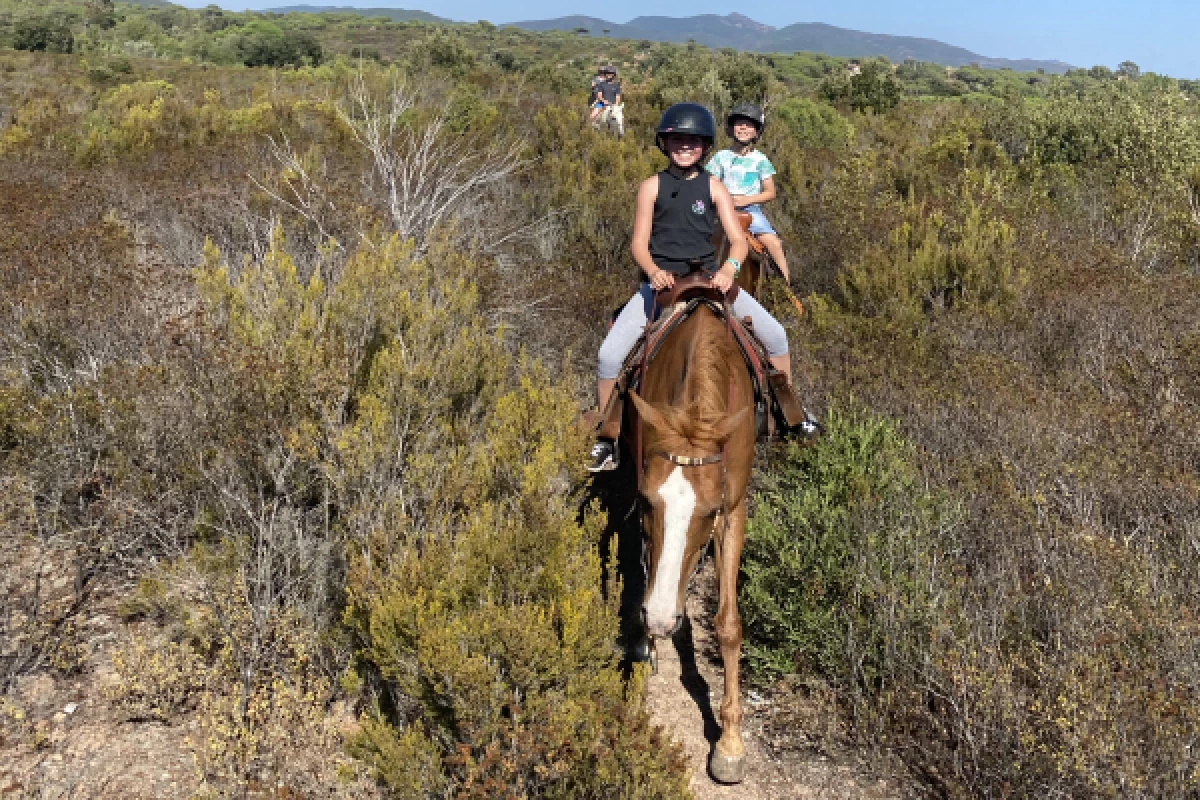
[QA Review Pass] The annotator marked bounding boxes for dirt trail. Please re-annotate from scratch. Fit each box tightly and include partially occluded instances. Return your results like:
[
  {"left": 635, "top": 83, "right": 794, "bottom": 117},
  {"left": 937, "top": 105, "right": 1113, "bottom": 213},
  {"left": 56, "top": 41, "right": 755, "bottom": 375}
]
[{"left": 643, "top": 562, "right": 913, "bottom": 800}]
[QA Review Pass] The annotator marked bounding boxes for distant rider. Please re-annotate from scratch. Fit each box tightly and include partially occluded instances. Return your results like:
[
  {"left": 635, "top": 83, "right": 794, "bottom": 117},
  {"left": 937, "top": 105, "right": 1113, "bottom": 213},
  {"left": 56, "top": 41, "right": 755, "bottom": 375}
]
[
  {"left": 706, "top": 102, "right": 790, "bottom": 281},
  {"left": 589, "top": 66, "right": 606, "bottom": 116},
  {"left": 589, "top": 66, "right": 623, "bottom": 136},
  {"left": 587, "top": 103, "right": 790, "bottom": 471}
]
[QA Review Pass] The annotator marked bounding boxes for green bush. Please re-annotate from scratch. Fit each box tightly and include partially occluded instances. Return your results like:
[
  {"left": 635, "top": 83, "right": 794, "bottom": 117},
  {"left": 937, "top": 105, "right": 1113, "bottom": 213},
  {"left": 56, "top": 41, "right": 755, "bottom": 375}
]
[
  {"left": 987, "top": 80, "right": 1200, "bottom": 178},
  {"left": 231, "top": 20, "right": 323, "bottom": 67},
  {"left": 193, "top": 231, "right": 691, "bottom": 798},
  {"left": 837, "top": 197, "right": 1027, "bottom": 321},
  {"left": 426, "top": 29, "right": 474, "bottom": 69},
  {"left": 821, "top": 59, "right": 900, "bottom": 113},
  {"left": 4, "top": 26, "right": 1200, "bottom": 800},
  {"left": 772, "top": 96, "right": 854, "bottom": 149},
  {"left": 13, "top": 17, "right": 75, "bottom": 53},
  {"left": 740, "top": 401, "right": 957, "bottom": 687}
]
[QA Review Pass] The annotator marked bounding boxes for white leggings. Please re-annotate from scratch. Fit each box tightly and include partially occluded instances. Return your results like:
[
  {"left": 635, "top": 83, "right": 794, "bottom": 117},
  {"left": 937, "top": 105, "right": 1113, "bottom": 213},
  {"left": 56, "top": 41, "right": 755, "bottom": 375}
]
[{"left": 597, "top": 283, "right": 788, "bottom": 380}]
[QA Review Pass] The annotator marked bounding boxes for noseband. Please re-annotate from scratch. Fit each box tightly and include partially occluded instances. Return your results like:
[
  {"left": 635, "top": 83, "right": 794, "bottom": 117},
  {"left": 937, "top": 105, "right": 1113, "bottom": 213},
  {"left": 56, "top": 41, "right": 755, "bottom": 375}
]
[{"left": 652, "top": 451, "right": 723, "bottom": 467}]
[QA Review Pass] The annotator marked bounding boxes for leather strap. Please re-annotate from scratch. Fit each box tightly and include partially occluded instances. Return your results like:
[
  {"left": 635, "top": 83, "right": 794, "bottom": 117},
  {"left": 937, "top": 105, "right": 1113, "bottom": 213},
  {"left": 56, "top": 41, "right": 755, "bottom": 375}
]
[{"left": 650, "top": 451, "right": 724, "bottom": 467}]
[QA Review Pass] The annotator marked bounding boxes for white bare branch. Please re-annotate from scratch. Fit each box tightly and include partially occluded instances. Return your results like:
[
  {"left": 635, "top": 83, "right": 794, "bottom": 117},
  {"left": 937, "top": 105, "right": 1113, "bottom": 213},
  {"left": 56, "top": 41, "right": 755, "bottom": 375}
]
[
  {"left": 250, "top": 133, "right": 344, "bottom": 252},
  {"left": 336, "top": 71, "right": 527, "bottom": 245}
]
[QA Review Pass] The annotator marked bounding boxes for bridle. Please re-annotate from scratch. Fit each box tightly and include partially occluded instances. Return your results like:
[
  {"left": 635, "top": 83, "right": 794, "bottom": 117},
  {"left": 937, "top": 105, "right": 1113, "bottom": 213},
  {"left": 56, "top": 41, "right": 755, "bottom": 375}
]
[
  {"left": 652, "top": 451, "right": 723, "bottom": 468},
  {"left": 639, "top": 447, "right": 730, "bottom": 592},
  {"left": 646, "top": 447, "right": 729, "bottom": 538}
]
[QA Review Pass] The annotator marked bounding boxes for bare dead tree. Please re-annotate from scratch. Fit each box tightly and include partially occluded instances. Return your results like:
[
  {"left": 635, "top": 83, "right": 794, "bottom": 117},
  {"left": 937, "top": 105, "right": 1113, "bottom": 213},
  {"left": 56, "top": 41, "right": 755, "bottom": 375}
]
[
  {"left": 250, "top": 134, "right": 343, "bottom": 253},
  {"left": 336, "top": 71, "right": 527, "bottom": 245}
]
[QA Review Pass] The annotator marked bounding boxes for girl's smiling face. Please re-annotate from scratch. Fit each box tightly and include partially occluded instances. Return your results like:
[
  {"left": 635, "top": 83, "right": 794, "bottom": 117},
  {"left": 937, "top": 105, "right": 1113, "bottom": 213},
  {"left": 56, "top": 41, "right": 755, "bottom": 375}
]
[
  {"left": 663, "top": 133, "right": 706, "bottom": 168},
  {"left": 731, "top": 119, "right": 758, "bottom": 144}
]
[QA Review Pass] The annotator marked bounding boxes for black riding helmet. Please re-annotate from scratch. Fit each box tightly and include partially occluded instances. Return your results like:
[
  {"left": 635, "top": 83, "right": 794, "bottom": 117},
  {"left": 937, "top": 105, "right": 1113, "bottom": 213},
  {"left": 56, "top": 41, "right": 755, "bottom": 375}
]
[
  {"left": 727, "top": 101, "right": 765, "bottom": 141},
  {"left": 655, "top": 102, "right": 716, "bottom": 155}
]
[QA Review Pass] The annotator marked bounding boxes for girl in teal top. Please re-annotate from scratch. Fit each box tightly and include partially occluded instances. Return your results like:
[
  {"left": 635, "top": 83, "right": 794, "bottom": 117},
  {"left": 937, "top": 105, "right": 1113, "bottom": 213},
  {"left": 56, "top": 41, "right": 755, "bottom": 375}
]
[{"left": 705, "top": 102, "right": 790, "bottom": 282}]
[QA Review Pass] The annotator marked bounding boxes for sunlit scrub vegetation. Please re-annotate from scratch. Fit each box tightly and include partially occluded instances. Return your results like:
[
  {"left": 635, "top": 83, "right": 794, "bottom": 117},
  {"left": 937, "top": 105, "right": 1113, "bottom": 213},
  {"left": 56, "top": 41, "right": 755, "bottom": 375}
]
[{"left": 0, "top": 1, "right": 1198, "bottom": 797}]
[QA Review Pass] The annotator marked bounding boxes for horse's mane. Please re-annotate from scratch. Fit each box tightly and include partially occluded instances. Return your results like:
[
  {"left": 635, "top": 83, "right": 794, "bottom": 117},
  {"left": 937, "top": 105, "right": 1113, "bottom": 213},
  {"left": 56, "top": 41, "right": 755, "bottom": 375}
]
[{"left": 652, "top": 306, "right": 744, "bottom": 448}]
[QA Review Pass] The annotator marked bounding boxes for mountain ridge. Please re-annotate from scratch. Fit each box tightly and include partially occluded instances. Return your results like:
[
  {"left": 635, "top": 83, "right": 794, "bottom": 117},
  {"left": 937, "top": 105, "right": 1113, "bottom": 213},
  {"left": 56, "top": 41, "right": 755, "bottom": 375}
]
[
  {"left": 260, "top": 6, "right": 1072, "bottom": 73},
  {"left": 266, "top": 4, "right": 444, "bottom": 22},
  {"left": 511, "top": 12, "right": 1072, "bottom": 73}
]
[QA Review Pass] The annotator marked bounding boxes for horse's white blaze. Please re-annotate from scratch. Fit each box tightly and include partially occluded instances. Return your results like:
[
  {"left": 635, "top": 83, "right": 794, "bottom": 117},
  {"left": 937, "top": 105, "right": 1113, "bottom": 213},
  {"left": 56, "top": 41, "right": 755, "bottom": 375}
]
[{"left": 645, "top": 466, "right": 695, "bottom": 634}]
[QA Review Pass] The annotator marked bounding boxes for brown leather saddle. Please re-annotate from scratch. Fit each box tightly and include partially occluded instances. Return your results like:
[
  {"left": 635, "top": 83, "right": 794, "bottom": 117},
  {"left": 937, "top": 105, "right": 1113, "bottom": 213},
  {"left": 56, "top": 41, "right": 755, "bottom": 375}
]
[
  {"left": 723, "top": 211, "right": 767, "bottom": 297},
  {"left": 721, "top": 210, "right": 807, "bottom": 319},
  {"left": 595, "top": 266, "right": 809, "bottom": 446}
]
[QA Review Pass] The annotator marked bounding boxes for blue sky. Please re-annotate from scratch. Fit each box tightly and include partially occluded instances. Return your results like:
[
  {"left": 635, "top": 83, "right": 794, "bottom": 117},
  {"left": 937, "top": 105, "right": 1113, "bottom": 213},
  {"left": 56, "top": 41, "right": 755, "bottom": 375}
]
[{"left": 189, "top": 0, "right": 1200, "bottom": 79}]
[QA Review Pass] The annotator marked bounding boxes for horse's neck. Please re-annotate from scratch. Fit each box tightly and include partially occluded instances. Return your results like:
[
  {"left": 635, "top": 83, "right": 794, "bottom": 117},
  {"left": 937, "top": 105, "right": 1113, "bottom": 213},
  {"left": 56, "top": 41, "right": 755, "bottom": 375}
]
[{"left": 659, "top": 310, "right": 735, "bottom": 416}]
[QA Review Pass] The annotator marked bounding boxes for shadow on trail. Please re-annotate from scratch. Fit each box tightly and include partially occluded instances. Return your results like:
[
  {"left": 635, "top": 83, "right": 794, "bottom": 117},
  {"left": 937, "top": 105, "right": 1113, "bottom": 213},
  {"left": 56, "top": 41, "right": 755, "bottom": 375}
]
[
  {"left": 580, "top": 442, "right": 722, "bottom": 746},
  {"left": 580, "top": 436, "right": 647, "bottom": 665},
  {"left": 674, "top": 615, "right": 723, "bottom": 745}
]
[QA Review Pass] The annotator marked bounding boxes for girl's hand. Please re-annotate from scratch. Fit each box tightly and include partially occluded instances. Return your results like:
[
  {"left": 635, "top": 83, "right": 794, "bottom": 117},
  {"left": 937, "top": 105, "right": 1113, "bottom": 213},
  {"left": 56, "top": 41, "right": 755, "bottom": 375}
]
[
  {"left": 711, "top": 263, "right": 736, "bottom": 293},
  {"left": 648, "top": 267, "right": 675, "bottom": 291}
]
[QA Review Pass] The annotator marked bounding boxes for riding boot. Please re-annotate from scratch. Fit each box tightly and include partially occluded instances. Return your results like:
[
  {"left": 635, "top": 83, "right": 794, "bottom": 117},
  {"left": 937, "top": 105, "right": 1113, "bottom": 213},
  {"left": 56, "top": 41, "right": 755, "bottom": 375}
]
[
  {"left": 595, "top": 385, "right": 625, "bottom": 442},
  {"left": 767, "top": 371, "right": 821, "bottom": 438}
]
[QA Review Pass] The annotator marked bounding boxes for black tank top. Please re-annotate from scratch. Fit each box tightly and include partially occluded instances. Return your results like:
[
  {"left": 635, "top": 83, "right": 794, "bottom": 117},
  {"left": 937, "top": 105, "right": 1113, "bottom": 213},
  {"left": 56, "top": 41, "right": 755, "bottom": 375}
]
[{"left": 648, "top": 169, "right": 717, "bottom": 275}]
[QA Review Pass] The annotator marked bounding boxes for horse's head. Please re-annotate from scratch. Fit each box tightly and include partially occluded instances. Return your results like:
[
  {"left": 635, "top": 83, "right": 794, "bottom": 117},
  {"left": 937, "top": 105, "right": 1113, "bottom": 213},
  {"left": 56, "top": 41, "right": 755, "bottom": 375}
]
[{"left": 629, "top": 391, "right": 750, "bottom": 639}]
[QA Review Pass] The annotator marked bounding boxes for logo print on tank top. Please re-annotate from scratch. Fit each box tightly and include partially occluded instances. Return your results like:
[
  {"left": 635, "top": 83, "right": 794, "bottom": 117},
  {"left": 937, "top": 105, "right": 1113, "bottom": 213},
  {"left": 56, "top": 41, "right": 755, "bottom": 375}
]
[{"left": 692, "top": 199, "right": 706, "bottom": 214}]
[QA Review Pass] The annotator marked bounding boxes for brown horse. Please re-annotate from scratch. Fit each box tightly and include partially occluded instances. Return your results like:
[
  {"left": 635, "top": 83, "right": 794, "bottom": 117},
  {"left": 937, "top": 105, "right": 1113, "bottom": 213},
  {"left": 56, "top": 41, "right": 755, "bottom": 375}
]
[{"left": 628, "top": 300, "right": 756, "bottom": 785}]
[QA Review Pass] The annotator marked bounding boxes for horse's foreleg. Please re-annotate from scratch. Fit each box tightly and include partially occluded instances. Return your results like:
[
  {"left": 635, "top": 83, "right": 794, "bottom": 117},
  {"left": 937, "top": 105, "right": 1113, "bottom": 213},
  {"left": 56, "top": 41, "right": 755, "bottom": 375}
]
[{"left": 709, "top": 506, "right": 747, "bottom": 784}]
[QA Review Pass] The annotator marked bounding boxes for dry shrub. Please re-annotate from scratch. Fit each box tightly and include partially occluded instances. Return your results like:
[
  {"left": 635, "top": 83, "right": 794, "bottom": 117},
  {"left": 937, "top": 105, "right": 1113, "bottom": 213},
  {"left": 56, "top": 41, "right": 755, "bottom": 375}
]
[
  {"left": 0, "top": 173, "right": 159, "bottom": 693},
  {"left": 838, "top": 198, "right": 1027, "bottom": 323},
  {"left": 923, "top": 529, "right": 1200, "bottom": 798},
  {"left": 7, "top": 33, "right": 1200, "bottom": 800},
  {"left": 105, "top": 635, "right": 211, "bottom": 722},
  {"left": 170, "top": 229, "right": 688, "bottom": 796},
  {"left": 187, "top": 652, "right": 373, "bottom": 799},
  {"left": 743, "top": 89, "right": 1200, "bottom": 799}
]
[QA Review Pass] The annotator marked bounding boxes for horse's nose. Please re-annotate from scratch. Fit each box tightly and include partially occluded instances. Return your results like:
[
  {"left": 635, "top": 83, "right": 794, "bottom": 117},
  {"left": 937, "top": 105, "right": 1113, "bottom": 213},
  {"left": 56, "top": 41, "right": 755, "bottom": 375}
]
[{"left": 642, "top": 606, "right": 683, "bottom": 639}]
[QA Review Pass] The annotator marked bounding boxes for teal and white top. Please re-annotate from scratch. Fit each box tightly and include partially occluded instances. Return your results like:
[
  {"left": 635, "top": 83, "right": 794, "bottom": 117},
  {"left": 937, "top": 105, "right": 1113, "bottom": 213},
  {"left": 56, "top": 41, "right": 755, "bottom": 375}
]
[{"left": 706, "top": 149, "right": 776, "bottom": 197}]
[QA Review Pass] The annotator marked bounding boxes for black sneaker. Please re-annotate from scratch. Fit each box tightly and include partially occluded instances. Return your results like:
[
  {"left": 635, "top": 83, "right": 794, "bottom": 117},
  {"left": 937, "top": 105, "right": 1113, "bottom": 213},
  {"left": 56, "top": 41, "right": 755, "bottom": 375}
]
[
  {"left": 587, "top": 439, "right": 619, "bottom": 472},
  {"left": 797, "top": 411, "right": 823, "bottom": 438}
]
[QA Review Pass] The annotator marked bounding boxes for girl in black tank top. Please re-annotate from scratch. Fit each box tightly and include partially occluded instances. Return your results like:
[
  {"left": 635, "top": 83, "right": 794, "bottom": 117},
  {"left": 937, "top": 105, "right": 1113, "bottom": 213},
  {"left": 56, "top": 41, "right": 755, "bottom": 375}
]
[{"left": 648, "top": 169, "right": 717, "bottom": 275}]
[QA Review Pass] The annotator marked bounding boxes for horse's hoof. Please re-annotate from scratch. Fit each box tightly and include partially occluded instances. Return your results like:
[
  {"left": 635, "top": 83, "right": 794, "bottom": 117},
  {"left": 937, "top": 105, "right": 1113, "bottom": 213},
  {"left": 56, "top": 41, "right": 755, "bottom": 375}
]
[{"left": 708, "top": 750, "right": 746, "bottom": 785}]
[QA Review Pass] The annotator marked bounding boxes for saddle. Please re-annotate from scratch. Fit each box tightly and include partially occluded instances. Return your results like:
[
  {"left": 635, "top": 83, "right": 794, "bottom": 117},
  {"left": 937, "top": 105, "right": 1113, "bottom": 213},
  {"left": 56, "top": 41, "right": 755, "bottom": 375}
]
[
  {"left": 595, "top": 267, "right": 810, "bottom": 445},
  {"left": 723, "top": 211, "right": 806, "bottom": 318},
  {"left": 736, "top": 211, "right": 766, "bottom": 257}
]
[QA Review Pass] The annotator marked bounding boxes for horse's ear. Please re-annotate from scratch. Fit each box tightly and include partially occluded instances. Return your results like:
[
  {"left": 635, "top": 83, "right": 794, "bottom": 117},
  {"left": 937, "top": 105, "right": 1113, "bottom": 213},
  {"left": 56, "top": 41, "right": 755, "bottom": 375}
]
[
  {"left": 629, "top": 391, "right": 671, "bottom": 433},
  {"left": 713, "top": 407, "right": 752, "bottom": 444}
]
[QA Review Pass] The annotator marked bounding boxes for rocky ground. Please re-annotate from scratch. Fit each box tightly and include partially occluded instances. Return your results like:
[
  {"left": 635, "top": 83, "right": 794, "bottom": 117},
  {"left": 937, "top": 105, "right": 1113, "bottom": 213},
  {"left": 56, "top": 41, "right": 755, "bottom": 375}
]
[
  {"left": 1, "top": 591, "right": 201, "bottom": 799},
  {"left": 643, "top": 562, "right": 923, "bottom": 800},
  {"left": 3, "top": 552, "right": 920, "bottom": 800}
]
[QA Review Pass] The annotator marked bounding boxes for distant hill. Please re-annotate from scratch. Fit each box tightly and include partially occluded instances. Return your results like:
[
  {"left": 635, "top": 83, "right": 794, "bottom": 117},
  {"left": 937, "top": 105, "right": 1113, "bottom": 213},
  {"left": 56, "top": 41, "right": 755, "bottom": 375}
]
[
  {"left": 511, "top": 13, "right": 1072, "bottom": 73},
  {"left": 267, "top": 5, "right": 445, "bottom": 23},
  {"left": 118, "top": 0, "right": 183, "bottom": 8},
  {"left": 515, "top": 13, "right": 771, "bottom": 51}
]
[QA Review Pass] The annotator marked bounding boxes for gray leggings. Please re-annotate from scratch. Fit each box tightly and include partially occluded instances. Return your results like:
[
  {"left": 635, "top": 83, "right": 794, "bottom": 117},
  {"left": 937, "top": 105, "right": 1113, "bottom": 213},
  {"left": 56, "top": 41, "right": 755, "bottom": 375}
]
[{"left": 597, "top": 283, "right": 788, "bottom": 380}]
